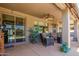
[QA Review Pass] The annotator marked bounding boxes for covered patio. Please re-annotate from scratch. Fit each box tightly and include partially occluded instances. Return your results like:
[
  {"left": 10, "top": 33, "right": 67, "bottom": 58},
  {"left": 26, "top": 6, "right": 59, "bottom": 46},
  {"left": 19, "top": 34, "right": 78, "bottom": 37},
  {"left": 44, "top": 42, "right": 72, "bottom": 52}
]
[
  {"left": 5, "top": 42, "right": 79, "bottom": 56},
  {"left": 0, "top": 3, "right": 79, "bottom": 56}
]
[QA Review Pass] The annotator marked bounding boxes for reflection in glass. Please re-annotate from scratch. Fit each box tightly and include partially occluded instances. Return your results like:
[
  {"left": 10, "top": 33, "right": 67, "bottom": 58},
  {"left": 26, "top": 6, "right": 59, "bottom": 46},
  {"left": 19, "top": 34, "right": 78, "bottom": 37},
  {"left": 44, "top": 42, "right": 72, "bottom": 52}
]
[
  {"left": 2, "top": 14, "right": 15, "bottom": 44},
  {"left": 16, "top": 17, "right": 25, "bottom": 42}
]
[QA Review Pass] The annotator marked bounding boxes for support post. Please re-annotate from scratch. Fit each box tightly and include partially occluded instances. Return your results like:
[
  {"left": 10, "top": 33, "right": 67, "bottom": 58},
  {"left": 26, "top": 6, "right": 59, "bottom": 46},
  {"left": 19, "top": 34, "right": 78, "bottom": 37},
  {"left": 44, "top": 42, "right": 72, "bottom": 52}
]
[{"left": 62, "top": 8, "right": 71, "bottom": 48}]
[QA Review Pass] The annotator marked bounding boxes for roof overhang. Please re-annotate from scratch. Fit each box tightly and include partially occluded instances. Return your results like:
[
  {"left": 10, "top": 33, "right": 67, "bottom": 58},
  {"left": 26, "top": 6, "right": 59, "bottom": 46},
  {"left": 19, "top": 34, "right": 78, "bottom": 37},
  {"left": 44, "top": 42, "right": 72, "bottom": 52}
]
[{"left": 54, "top": 3, "right": 79, "bottom": 20}]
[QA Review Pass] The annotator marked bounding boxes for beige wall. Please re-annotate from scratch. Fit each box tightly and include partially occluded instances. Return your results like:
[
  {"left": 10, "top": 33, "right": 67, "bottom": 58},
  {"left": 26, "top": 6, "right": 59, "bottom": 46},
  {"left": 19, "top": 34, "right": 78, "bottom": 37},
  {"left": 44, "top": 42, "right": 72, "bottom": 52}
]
[
  {"left": 26, "top": 14, "right": 45, "bottom": 28},
  {"left": 0, "top": 6, "right": 47, "bottom": 43},
  {"left": 0, "top": 6, "right": 60, "bottom": 30},
  {"left": 0, "top": 6, "right": 46, "bottom": 28},
  {"left": 0, "top": 6, "right": 63, "bottom": 43}
]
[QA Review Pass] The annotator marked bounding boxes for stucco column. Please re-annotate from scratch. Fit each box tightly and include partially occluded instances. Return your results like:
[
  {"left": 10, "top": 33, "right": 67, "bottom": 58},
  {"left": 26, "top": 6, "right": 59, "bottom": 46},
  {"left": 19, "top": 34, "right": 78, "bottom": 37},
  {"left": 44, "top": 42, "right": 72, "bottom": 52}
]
[
  {"left": 62, "top": 8, "right": 71, "bottom": 48},
  {"left": 57, "top": 22, "right": 60, "bottom": 33},
  {"left": 74, "top": 20, "right": 79, "bottom": 42}
]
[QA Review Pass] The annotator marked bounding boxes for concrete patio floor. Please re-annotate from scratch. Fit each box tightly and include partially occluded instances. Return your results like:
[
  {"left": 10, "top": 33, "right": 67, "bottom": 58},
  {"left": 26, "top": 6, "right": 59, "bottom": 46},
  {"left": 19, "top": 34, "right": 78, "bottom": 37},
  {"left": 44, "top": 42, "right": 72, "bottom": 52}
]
[{"left": 5, "top": 42, "right": 79, "bottom": 56}]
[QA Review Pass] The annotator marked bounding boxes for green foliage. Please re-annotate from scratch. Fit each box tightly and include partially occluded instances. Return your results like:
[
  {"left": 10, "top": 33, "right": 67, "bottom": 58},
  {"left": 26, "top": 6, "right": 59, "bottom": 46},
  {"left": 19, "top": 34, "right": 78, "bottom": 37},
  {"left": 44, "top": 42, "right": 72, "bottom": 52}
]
[
  {"left": 60, "top": 42, "right": 70, "bottom": 53},
  {"left": 30, "top": 25, "right": 42, "bottom": 43}
]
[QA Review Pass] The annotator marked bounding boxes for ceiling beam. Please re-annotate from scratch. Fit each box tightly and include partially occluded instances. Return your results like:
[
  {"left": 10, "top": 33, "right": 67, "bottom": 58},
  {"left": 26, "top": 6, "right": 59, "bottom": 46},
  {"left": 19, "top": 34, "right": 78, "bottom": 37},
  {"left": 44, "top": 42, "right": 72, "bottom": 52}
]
[
  {"left": 54, "top": 3, "right": 79, "bottom": 20},
  {"left": 65, "top": 3, "right": 79, "bottom": 20},
  {"left": 53, "top": 3, "right": 63, "bottom": 11}
]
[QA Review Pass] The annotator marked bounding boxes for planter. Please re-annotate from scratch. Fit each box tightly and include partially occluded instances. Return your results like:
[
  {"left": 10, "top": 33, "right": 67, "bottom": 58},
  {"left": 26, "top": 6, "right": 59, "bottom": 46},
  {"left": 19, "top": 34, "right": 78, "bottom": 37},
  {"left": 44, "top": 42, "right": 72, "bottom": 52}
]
[{"left": 60, "top": 42, "right": 70, "bottom": 53}]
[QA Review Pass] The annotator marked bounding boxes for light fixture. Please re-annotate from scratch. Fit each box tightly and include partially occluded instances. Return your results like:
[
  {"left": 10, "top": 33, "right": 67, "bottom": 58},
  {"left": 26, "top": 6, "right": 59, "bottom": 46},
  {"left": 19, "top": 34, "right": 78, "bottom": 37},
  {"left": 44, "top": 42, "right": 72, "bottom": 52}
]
[
  {"left": 0, "top": 25, "right": 3, "bottom": 29},
  {"left": 34, "top": 21, "right": 38, "bottom": 25},
  {"left": 77, "top": 48, "right": 79, "bottom": 53}
]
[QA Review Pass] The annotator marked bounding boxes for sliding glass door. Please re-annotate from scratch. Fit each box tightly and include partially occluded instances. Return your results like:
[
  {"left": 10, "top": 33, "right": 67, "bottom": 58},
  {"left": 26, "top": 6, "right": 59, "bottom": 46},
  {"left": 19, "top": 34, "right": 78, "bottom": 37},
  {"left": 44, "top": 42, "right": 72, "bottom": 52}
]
[
  {"left": 2, "top": 14, "right": 15, "bottom": 44},
  {"left": 2, "top": 14, "right": 25, "bottom": 44},
  {"left": 16, "top": 17, "right": 25, "bottom": 42}
]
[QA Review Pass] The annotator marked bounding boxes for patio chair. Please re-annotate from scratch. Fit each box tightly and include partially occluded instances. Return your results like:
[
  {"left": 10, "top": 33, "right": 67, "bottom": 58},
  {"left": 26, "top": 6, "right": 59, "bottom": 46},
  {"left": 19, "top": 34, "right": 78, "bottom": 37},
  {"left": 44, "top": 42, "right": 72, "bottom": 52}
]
[{"left": 40, "top": 33, "right": 54, "bottom": 47}]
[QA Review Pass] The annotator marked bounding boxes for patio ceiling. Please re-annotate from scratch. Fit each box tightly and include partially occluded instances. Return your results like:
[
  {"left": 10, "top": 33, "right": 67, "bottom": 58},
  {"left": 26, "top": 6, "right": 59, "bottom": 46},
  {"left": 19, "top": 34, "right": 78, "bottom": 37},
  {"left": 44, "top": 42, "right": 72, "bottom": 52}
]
[{"left": 0, "top": 3, "right": 62, "bottom": 20}]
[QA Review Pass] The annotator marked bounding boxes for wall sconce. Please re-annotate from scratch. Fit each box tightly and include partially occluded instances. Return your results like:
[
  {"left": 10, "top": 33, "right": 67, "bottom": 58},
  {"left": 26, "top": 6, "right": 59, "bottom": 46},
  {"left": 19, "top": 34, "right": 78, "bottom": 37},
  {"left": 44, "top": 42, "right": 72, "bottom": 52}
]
[
  {"left": 34, "top": 21, "right": 38, "bottom": 25},
  {"left": 0, "top": 25, "right": 4, "bottom": 32},
  {"left": 0, "top": 25, "right": 3, "bottom": 29}
]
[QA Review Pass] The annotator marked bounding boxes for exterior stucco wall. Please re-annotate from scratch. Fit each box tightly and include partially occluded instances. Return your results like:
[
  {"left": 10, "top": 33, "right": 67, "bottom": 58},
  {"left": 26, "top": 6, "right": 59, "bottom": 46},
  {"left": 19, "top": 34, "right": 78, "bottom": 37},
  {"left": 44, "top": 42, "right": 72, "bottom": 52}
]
[
  {"left": 0, "top": 6, "right": 46, "bottom": 44},
  {"left": 0, "top": 6, "right": 63, "bottom": 44}
]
